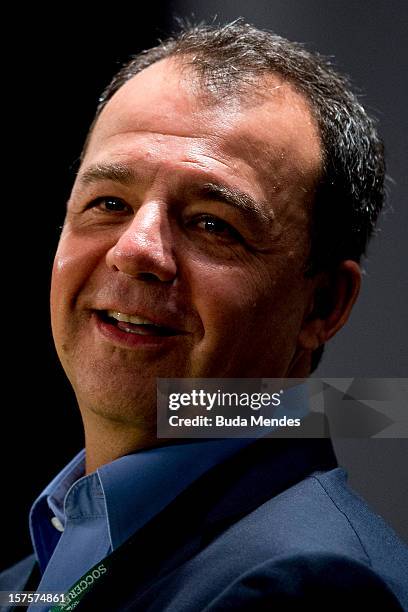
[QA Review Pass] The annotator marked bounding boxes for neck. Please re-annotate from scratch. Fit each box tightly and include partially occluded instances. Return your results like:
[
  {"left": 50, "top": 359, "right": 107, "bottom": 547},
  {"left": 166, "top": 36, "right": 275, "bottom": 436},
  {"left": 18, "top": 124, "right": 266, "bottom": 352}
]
[
  {"left": 81, "top": 410, "right": 159, "bottom": 474},
  {"left": 80, "top": 353, "right": 312, "bottom": 474}
]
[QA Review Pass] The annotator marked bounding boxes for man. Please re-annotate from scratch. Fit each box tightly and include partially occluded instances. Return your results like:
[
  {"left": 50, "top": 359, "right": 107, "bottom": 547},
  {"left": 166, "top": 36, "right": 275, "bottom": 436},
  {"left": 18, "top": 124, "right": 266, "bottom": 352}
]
[{"left": 1, "top": 20, "right": 407, "bottom": 611}]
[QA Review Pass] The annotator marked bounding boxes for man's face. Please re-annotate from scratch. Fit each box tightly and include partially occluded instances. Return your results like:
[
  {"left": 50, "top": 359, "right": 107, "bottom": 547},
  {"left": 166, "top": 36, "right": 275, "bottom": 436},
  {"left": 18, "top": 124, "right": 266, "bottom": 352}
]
[{"left": 51, "top": 58, "right": 322, "bottom": 425}]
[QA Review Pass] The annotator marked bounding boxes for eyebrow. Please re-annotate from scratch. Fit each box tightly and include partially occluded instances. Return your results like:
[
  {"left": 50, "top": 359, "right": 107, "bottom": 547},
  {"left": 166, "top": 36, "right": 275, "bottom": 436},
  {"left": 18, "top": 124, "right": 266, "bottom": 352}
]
[
  {"left": 77, "top": 163, "right": 273, "bottom": 224},
  {"left": 198, "top": 183, "right": 273, "bottom": 224},
  {"left": 78, "top": 163, "right": 136, "bottom": 187}
]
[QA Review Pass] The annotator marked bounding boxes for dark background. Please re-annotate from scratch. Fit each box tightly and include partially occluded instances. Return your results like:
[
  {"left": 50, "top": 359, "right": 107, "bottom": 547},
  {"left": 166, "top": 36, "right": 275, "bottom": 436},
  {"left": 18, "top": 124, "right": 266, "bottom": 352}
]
[{"left": 2, "top": 0, "right": 407, "bottom": 570}]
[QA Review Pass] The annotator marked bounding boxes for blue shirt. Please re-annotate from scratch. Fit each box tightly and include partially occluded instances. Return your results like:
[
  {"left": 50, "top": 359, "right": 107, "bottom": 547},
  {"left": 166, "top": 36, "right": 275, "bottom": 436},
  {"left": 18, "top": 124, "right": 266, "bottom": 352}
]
[{"left": 28, "top": 439, "right": 253, "bottom": 611}]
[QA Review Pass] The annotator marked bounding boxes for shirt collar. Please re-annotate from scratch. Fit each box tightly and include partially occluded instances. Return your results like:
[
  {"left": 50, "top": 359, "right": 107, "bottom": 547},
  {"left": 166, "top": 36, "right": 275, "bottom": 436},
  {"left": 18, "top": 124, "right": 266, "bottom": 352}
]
[
  {"left": 46, "top": 451, "right": 86, "bottom": 525},
  {"left": 29, "top": 450, "right": 86, "bottom": 571},
  {"left": 29, "top": 439, "right": 253, "bottom": 567}
]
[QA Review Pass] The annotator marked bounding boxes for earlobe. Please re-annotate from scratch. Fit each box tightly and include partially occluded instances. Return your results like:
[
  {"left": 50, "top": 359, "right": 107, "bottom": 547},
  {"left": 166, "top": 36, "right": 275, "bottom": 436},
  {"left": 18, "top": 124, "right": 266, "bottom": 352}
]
[{"left": 298, "top": 260, "right": 361, "bottom": 351}]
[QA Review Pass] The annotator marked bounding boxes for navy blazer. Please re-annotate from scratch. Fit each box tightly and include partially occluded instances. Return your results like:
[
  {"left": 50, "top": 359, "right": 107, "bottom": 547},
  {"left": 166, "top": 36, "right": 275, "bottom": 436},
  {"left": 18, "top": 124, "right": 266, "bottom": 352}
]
[{"left": 1, "top": 440, "right": 407, "bottom": 611}]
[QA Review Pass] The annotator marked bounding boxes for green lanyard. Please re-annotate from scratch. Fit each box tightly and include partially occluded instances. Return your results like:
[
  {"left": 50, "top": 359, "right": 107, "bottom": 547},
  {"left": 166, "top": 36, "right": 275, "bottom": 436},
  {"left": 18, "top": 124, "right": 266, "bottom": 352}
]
[{"left": 50, "top": 547, "right": 119, "bottom": 611}]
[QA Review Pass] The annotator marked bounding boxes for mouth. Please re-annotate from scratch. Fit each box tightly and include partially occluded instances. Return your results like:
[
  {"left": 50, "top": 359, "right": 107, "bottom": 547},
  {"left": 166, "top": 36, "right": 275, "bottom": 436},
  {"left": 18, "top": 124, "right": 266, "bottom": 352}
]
[{"left": 98, "top": 310, "right": 182, "bottom": 337}]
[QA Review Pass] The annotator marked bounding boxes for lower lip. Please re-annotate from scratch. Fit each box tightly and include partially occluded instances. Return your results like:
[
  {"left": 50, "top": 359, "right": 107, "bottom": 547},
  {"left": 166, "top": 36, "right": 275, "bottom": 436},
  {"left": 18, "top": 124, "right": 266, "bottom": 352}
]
[{"left": 94, "top": 313, "right": 182, "bottom": 349}]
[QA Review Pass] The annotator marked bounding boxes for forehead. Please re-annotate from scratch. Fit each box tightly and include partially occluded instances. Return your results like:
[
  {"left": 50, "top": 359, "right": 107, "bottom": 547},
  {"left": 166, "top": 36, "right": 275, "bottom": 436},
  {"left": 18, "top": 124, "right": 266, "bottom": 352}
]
[{"left": 83, "top": 58, "right": 321, "bottom": 201}]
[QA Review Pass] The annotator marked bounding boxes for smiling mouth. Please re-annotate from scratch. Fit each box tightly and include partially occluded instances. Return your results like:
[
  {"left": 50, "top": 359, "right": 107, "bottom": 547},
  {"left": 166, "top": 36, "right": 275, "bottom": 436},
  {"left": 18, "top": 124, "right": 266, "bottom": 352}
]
[{"left": 99, "top": 310, "right": 181, "bottom": 337}]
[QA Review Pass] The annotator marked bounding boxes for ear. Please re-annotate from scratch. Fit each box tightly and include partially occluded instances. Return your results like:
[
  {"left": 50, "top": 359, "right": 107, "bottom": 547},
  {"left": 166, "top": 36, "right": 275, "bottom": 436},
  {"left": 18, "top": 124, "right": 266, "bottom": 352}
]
[{"left": 298, "top": 260, "right": 361, "bottom": 351}]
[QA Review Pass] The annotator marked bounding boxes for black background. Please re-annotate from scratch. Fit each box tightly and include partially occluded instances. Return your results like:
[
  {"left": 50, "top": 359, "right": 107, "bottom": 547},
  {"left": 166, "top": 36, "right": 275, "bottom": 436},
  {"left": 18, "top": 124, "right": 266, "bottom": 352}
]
[{"left": 2, "top": 1, "right": 407, "bottom": 570}]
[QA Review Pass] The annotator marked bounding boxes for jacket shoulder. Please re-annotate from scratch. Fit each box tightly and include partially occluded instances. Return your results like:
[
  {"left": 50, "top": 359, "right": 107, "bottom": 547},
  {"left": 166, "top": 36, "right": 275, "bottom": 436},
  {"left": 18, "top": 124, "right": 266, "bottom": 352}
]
[
  {"left": 130, "top": 469, "right": 408, "bottom": 611},
  {"left": 205, "top": 552, "right": 406, "bottom": 611}
]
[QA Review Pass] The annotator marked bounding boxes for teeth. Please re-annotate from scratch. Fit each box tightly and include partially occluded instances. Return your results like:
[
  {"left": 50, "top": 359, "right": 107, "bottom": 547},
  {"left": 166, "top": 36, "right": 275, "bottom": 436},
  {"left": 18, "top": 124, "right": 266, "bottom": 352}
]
[{"left": 107, "top": 310, "right": 159, "bottom": 326}]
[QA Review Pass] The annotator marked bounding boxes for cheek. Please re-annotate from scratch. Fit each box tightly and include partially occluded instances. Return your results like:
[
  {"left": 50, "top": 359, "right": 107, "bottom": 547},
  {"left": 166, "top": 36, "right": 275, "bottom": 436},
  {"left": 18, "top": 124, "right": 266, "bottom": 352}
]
[
  {"left": 190, "top": 260, "right": 272, "bottom": 338},
  {"left": 189, "top": 254, "right": 309, "bottom": 357},
  {"left": 50, "top": 233, "right": 105, "bottom": 326}
]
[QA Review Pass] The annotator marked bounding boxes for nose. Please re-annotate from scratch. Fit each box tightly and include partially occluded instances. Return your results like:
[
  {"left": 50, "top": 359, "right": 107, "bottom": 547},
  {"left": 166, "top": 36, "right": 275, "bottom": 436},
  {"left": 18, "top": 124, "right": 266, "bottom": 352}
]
[{"left": 105, "top": 201, "right": 177, "bottom": 282}]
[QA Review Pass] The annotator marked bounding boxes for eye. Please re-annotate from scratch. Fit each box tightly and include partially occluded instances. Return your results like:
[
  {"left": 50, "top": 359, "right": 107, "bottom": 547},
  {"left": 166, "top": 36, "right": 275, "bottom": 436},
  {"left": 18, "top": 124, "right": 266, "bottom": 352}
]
[
  {"left": 90, "top": 196, "right": 131, "bottom": 214},
  {"left": 193, "top": 215, "right": 242, "bottom": 242}
]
